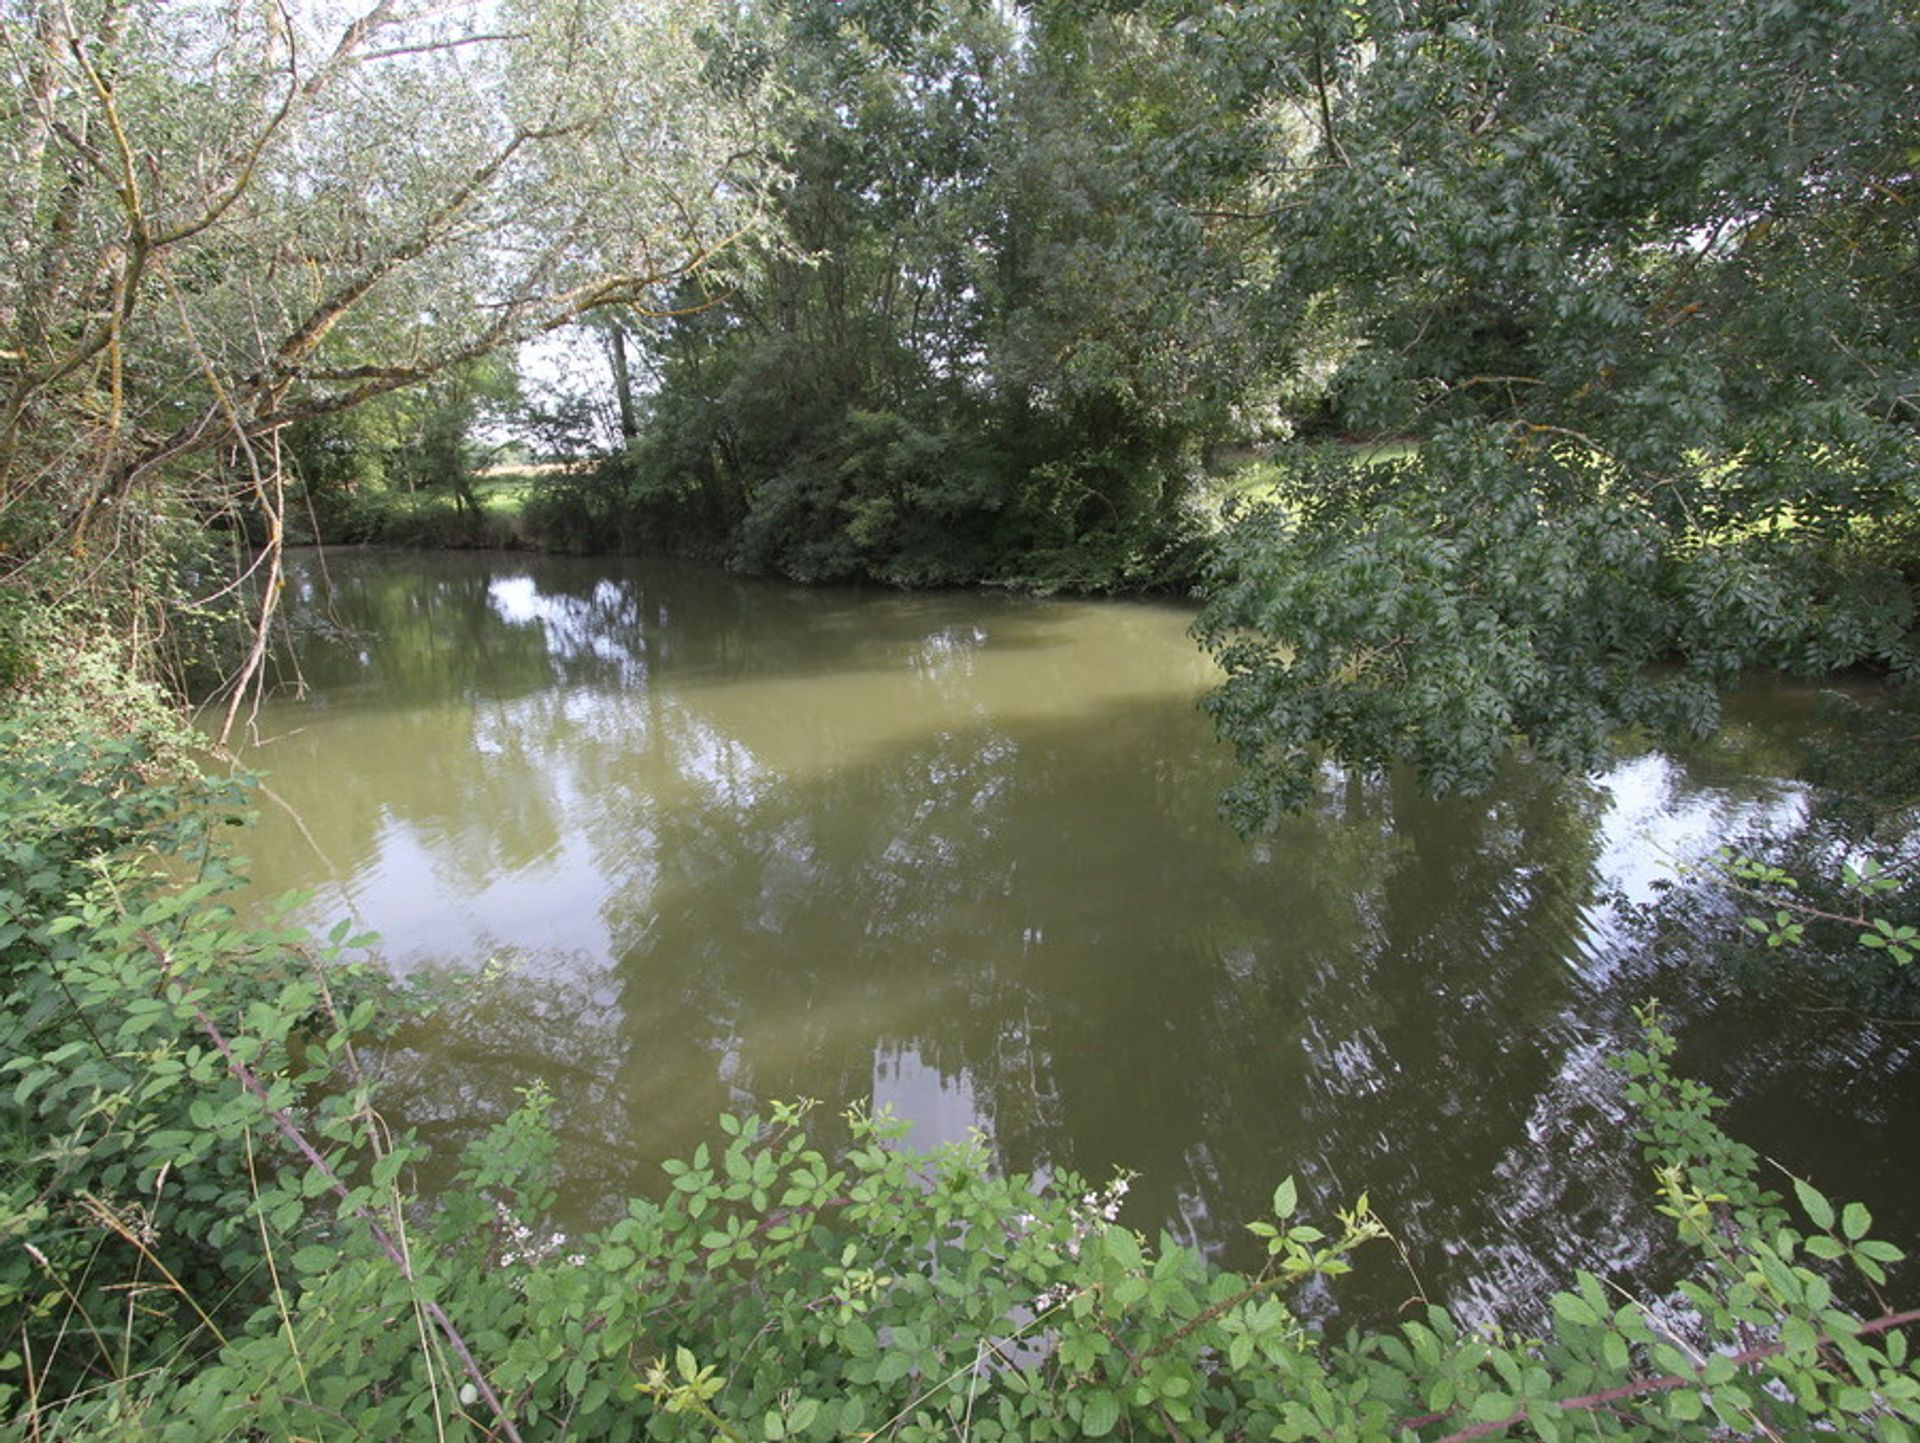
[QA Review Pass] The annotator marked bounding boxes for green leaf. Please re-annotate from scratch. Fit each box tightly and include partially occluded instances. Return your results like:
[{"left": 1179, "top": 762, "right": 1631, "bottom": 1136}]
[
  {"left": 290, "top": 1246, "right": 337, "bottom": 1274},
  {"left": 1794, "top": 1178, "right": 1835, "bottom": 1231},
  {"left": 1550, "top": 1292, "right": 1600, "bottom": 1329},
  {"left": 1080, "top": 1392, "right": 1120, "bottom": 1437},
  {"left": 1842, "top": 1202, "right": 1872, "bottom": 1241},
  {"left": 1469, "top": 1392, "right": 1515, "bottom": 1424},
  {"left": 1781, "top": 1317, "right": 1819, "bottom": 1359},
  {"left": 1602, "top": 1332, "right": 1630, "bottom": 1372},
  {"left": 1272, "top": 1176, "right": 1299, "bottom": 1219},
  {"left": 874, "top": 1350, "right": 910, "bottom": 1387}
]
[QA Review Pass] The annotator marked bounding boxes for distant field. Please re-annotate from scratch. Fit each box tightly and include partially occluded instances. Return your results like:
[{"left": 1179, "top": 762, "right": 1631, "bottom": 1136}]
[
  {"left": 474, "top": 461, "right": 595, "bottom": 479},
  {"left": 473, "top": 474, "right": 537, "bottom": 517},
  {"left": 1203, "top": 437, "right": 1419, "bottom": 513}
]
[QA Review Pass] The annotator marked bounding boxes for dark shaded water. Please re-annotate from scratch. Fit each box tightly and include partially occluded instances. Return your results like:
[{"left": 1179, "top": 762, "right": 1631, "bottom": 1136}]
[{"left": 221, "top": 549, "right": 1918, "bottom": 1326}]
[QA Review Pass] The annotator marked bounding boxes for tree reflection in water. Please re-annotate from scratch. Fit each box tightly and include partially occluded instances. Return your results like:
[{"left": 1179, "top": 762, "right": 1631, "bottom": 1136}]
[{"left": 227, "top": 550, "right": 1919, "bottom": 1328}]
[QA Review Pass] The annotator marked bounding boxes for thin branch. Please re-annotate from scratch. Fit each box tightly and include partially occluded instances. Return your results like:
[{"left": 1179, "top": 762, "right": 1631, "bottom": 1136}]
[
  {"left": 152, "top": 14, "right": 300, "bottom": 250},
  {"left": 1419, "top": 1309, "right": 1920, "bottom": 1443},
  {"left": 363, "top": 31, "right": 527, "bottom": 61},
  {"left": 64, "top": 26, "right": 147, "bottom": 245},
  {"left": 156, "top": 264, "right": 284, "bottom": 748},
  {"left": 302, "top": 0, "right": 399, "bottom": 99},
  {"left": 266, "top": 129, "right": 535, "bottom": 380}
]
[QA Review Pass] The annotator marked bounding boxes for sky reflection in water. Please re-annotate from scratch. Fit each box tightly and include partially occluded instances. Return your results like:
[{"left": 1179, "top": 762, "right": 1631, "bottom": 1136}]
[{"left": 225, "top": 549, "right": 1916, "bottom": 1327}]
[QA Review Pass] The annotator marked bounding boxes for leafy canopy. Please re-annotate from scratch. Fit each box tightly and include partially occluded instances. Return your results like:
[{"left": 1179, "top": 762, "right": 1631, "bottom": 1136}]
[{"left": 1192, "top": 0, "right": 1920, "bottom": 822}]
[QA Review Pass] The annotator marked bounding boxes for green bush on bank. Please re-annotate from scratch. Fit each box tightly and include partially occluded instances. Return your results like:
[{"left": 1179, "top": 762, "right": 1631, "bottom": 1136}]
[
  {"left": 314, "top": 485, "right": 530, "bottom": 551},
  {"left": 1, "top": 703, "right": 1916, "bottom": 1439}
]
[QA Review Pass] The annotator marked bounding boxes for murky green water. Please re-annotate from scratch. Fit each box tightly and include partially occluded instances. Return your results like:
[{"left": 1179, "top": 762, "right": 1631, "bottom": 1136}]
[{"left": 221, "top": 548, "right": 1918, "bottom": 1325}]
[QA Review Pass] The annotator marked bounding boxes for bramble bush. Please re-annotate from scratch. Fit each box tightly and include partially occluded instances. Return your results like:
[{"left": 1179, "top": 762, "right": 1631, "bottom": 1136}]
[{"left": 1, "top": 709, "right": 1916, "bottom": 1439}]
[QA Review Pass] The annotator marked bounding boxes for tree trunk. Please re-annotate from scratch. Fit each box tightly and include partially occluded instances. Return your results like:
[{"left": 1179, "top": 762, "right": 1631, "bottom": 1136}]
[{"left": 609, "top": 325, "right": 640, "bottom": 442}]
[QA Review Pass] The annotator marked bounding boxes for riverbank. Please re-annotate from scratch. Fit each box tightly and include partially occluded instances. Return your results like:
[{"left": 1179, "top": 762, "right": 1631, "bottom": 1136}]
[{"left": 295, "top": 442, "right": 1338, "bottom": 595}]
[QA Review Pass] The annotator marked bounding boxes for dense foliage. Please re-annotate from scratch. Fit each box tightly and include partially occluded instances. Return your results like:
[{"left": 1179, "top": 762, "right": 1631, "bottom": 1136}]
[
  {"left": 550, "top": 0, "right": 1260, "bottom": 590},
  {"left": 0, "top": 0, "right": 767, "bottom": 724},
  {"left": 499, "top": 0, "right": 1920, "bottom": 779},
  {"left": 4, "top": 1, "right": 1919, "bottom": 1434},
  {"left": 6, "top": 0, "right": 1917, "bottom": 796},
  {"left": 1, "top": 671, "right": 1916, "bottom": 1440},
  {"left": 1192, "top": 0, "right": 1920, "bottom": 821}
]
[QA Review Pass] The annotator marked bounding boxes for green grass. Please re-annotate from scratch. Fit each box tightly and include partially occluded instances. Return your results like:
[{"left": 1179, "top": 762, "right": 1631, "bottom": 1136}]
[
  {"left": 327, "top": 478, "right": 535, "bottom": 548},
  {"left": 1201, "top": 437, "right": 1419, "bottom": 516},
  {"left": 473, "top": 474, "right": 537, "bottom": 519}
]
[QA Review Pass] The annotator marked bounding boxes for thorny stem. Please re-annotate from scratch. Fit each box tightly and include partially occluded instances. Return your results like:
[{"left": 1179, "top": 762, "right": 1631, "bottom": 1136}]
[
  {"left": 1139, "top": 1267, "right": 1311, "bottom": 1365},
  {"left": 1407, "top": 1308, "right": 1920, "bottom": 1443},
  {"left": 132, "top": 927, "right": 528, "bottom": 1443},
  {"left": 1107, "top": 1332, "right": 1190, "bottom": 1443}
]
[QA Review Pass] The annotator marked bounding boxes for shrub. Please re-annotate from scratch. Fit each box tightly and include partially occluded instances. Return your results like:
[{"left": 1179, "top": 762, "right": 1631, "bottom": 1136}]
[{"left": 0, "top": 709, "right": 396, "bottom": 1435}]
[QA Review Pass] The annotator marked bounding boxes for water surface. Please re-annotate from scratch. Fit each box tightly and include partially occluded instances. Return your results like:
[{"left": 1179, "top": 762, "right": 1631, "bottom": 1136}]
[{"left": 223, "top": 549, "right": 1919, "bottom": 1325}]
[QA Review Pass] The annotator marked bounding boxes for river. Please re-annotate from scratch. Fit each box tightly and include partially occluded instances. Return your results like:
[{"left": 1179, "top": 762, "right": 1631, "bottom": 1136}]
[{"left": 219, "top": 547, "right": 1919, "bottom": 1327}]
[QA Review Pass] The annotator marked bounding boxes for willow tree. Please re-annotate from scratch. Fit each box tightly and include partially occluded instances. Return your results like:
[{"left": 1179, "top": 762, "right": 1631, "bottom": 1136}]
[
  {"left": 0, "top": 0, "right": 768, "bottom": 731},
  {"left": 1188, "top": 0, "right": 1920, "bottom": 823}
]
